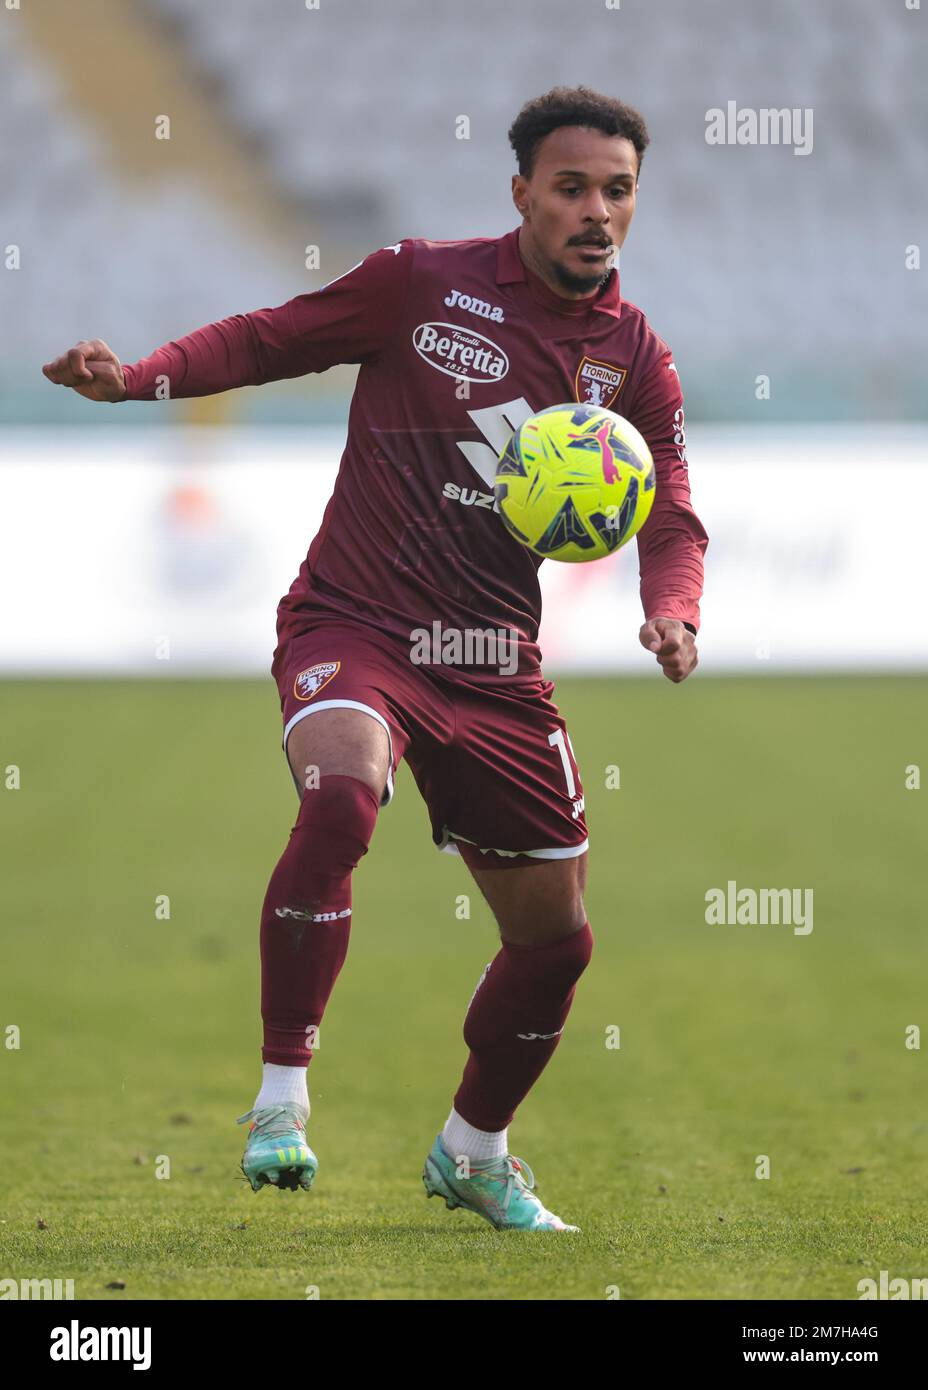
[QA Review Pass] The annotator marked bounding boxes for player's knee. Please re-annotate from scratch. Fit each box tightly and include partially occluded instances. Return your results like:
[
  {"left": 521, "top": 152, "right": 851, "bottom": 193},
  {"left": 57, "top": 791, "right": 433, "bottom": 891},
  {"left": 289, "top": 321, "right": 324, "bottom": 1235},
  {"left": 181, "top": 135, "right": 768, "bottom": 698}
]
[
  {"left": 506, "top": 921, "right": 594, "bottom": 996},
  {"left": 500, "top": 895, "right": 591, "bottom": 948},
  {"left": 530, "top": 920, "right": 594, "bottom": 1004},
  {"left": 291, "top": 773, "right": 381, "bottom": 876},
  {"left": 555, "top": 919, "right": 594, "bottom": 986}
]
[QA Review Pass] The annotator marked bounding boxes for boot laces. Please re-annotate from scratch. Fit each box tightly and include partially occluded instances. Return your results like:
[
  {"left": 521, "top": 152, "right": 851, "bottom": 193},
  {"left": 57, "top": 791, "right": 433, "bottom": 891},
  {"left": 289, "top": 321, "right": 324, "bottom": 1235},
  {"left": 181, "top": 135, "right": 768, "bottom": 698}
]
[
  {"left": 235, "top": 1103, "right": 306, "bottom": 1141},
  {"left": 472, "top": 1154, "right": 537, "bottom": 1212}
]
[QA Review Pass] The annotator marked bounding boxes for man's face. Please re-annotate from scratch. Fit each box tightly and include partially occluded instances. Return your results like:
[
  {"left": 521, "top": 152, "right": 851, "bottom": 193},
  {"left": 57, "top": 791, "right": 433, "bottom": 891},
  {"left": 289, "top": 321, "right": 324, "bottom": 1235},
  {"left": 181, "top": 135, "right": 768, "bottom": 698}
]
[{"left": 513, "top": 126, "right": 639, "bottom": 295}]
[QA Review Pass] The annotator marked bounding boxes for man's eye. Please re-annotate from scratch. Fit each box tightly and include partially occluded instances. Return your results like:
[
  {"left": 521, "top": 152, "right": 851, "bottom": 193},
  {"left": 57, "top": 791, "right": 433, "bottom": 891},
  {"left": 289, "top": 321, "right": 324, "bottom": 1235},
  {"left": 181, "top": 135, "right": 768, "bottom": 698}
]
[{"left": 562, "top": 186, "right": 628, "bottom": 198}]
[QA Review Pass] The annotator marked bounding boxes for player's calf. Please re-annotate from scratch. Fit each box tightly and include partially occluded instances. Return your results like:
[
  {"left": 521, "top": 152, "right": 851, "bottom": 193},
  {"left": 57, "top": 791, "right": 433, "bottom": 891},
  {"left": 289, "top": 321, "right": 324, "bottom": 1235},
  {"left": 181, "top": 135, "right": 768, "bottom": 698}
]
[
  {"left": 238, "top": 773, "right": 381, "bottom": 1190},
  {"left": 453, "top": 921, "right": 594, "bottom": 1134},
  {"left": 259, "top": 773, "right": 381, "bottom": 1070}
]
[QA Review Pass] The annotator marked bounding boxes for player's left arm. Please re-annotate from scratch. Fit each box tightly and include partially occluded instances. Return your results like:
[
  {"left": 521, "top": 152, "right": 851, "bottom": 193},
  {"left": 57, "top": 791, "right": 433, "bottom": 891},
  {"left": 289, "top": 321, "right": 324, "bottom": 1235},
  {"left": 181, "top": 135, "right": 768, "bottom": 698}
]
[{"left": 627, "top": 351, "right": 709, "bottom": 682}]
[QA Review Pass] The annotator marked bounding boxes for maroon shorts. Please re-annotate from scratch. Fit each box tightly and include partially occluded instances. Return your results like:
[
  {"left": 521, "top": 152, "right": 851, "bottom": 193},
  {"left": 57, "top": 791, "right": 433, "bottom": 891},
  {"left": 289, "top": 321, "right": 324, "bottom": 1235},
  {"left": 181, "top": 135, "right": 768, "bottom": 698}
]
[{"left": 272, "top": 616, "right": 588, "bottom": 866}]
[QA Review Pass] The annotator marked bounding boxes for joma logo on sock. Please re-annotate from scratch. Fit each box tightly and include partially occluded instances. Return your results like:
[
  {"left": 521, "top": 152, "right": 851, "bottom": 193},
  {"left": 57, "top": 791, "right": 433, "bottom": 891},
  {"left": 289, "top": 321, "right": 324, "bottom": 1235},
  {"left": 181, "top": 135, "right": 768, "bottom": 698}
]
[
  {"left": 517, "top": 1028, "right": 564, "bottom": 1040},
  {"left": 275, "top": 906, "right": 352, "bottom": 922}
]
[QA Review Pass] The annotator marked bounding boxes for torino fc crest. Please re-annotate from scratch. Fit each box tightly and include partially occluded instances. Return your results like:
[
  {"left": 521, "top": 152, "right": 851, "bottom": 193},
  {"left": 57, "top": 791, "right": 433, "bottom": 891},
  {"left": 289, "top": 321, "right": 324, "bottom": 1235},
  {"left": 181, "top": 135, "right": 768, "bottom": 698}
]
[
  {"left": 294, "top": 661, "right": 340, "bottom": 701},
  {"left": 575, "top": 357, "right": 627, "bottom": 410}
]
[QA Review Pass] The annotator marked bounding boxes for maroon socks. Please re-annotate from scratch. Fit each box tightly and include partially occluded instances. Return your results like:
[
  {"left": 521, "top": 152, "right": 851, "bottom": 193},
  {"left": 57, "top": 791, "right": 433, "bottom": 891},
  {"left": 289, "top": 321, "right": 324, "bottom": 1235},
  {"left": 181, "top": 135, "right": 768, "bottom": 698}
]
[
  {"left": 259, "top": 773, "right": 592, "bottom": 1134},
  {"left": 260, "top": 773, "right": 380, "bottom": 1066},
  {"left": 452, "top": 923, "right": 594, "bottom": 1132}
]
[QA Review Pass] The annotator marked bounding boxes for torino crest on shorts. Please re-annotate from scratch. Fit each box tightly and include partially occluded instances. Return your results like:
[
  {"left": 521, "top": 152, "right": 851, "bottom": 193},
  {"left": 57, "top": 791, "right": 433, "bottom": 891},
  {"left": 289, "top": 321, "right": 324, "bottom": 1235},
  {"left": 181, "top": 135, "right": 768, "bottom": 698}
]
[{"left": 294, "top": 661, "right": 340, "bottom": 701}]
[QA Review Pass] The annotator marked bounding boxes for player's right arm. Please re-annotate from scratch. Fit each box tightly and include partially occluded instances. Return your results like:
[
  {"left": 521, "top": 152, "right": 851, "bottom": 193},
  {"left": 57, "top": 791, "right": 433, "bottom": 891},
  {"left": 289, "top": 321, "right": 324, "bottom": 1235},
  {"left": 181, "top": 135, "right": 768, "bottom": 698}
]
[{"left": 41, "top": 242, "right": 413, "bottom": 404}]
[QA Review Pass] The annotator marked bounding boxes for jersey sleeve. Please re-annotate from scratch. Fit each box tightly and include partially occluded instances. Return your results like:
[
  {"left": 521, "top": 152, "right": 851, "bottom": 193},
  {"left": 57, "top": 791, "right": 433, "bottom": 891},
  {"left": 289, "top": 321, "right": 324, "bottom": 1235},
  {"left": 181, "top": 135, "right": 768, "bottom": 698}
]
[
  {"left": 121, "top": 240, "right": 414, "bottom": 401},
  {"left": 626, "top": 350, "right": 709, "bottom": 633}
]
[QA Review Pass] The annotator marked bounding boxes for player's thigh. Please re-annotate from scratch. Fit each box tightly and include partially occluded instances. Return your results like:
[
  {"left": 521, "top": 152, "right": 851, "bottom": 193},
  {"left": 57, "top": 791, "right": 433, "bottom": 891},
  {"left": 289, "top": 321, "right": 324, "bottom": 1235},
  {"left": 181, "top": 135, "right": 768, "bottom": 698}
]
[
  {"left": 286, "top": 706, "right": 390, "bottom": 800},
  {"left": 464, "top": 849, "right": 589, "bottom": 946}
]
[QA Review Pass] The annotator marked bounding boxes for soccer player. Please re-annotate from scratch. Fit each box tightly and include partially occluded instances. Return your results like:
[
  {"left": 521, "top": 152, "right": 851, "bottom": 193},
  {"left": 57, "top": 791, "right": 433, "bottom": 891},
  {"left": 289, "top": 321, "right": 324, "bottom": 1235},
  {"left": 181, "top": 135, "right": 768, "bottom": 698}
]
[{"left": 43, "top": 86, "right": 707, "bottom": 1231}]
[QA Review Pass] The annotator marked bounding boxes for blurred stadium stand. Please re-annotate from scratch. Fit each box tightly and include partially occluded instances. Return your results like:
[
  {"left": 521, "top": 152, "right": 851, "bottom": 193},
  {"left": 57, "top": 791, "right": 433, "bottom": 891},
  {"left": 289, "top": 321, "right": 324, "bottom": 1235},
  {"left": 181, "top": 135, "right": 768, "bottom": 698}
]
[{"left": 3, "top": 0, "right": 925, "bottom": 423}]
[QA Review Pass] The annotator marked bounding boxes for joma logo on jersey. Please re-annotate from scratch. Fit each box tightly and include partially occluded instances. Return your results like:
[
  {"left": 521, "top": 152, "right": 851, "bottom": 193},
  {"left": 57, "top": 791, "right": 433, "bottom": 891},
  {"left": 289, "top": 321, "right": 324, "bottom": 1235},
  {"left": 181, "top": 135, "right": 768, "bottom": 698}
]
[
  {"left": 293, "top": 661, "right": 340, "bottom": 701},
  {"left": 413, "top": 322, "right": 509, "bottom": 383},
  {"left": 443, "top": 288, "right": 506, "bottom": 323},
  {"left": 575, "top": 357, "right": 627, "bottom": 410}
]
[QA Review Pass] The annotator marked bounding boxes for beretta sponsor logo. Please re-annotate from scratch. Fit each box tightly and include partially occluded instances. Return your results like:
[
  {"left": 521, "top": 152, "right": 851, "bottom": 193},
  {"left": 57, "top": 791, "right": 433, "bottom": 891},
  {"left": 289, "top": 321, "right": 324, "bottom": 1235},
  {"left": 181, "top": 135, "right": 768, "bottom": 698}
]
[{"left": 412, "top": 322, "right": 509, "bottom": 383}]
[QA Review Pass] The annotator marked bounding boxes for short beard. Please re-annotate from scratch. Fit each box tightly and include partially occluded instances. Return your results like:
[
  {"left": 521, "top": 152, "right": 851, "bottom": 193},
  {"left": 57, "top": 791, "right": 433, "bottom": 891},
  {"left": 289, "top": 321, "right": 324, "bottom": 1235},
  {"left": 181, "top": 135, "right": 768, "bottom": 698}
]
[{"left": 550, "top": 258, "right": 613, "bottom": 296}]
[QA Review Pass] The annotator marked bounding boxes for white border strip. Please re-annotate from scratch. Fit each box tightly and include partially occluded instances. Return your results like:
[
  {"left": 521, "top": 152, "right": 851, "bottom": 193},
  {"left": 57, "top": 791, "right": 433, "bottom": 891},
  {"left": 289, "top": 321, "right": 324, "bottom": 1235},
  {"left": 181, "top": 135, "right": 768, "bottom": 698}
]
[
  {"left": 282, "top": 699, "right": 395, "bottom": 806},
  {"left": 438, "top": 827, "right": 589, "bottom": 860}
]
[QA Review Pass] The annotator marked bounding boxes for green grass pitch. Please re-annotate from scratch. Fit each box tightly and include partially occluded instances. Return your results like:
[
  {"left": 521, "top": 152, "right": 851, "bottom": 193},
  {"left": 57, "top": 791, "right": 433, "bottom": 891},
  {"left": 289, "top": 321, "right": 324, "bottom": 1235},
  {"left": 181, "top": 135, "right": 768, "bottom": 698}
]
[{"left": 1, "top": 674, "right": 925, "bottom": 1300}]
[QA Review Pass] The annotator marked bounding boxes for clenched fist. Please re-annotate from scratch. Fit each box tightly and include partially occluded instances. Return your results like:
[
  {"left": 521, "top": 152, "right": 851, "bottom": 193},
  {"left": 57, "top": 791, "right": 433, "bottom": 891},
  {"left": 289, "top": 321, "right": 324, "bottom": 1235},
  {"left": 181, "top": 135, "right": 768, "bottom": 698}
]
[
  {"left": 42, "top": 339, "right": 126, "bottom": 403},
  {"left": 639, "top": 617, "right": 699, "bottom": 683}
]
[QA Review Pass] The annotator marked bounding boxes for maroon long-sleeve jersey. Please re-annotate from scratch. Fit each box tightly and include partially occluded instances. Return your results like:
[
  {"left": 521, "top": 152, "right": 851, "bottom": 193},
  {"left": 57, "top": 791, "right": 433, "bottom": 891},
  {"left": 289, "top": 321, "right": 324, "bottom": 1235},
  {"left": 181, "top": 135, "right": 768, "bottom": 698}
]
[{"left": 122, "top": 226, "right": 708, "bottom": 685}]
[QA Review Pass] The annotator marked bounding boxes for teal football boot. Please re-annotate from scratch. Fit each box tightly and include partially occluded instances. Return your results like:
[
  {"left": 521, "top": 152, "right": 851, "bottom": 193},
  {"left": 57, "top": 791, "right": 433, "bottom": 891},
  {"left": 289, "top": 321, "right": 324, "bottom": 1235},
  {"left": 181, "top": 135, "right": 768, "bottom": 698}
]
[
  {"left": 422, "top": 1134, "right": 580, "bottom": 1231},
  {"left": 237, "top": 1102, "right": 318, "bottom": 1193}
]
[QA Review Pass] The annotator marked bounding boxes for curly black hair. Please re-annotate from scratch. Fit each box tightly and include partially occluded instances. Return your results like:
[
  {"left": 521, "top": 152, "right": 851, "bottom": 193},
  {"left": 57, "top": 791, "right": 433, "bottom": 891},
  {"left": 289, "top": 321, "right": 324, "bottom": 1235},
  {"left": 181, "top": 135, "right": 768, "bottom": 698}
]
[{"left": 508, "top": 85, "right": 650, "bottom": 180}]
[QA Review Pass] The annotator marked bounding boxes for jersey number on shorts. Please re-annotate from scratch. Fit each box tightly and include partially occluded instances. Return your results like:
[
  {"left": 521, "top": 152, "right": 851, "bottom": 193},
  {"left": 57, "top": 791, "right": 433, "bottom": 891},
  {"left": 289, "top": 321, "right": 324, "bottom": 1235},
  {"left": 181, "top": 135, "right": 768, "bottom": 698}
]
[{"left": 548, "top": 727, "right": 578, "bottom": 798}]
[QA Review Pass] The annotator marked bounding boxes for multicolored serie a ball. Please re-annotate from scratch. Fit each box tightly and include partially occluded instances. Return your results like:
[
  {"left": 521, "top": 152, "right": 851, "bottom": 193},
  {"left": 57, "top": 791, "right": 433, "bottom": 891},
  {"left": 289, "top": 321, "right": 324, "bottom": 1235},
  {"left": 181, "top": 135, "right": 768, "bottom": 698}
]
[{"left": 494, "top": 403, "right": 655, "bottom": 562}]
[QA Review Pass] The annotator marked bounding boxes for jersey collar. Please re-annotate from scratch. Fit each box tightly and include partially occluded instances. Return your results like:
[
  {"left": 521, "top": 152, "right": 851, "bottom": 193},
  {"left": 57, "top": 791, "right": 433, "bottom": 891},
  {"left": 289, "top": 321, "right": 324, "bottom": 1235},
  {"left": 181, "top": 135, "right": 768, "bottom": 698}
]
[{"left": 496, "top": 226, "right": 621, "bottom": 318}]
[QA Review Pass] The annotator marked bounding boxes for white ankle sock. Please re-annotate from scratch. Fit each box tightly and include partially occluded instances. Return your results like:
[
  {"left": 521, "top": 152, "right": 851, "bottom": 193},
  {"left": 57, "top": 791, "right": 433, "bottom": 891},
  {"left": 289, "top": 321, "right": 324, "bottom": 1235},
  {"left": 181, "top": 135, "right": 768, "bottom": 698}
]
[
  {"left": 441, "top": 1106, "right": 508, "bottom": 1164},
  {"left": 253, "top": 1063, "right": 309, "bottom": 1118}
]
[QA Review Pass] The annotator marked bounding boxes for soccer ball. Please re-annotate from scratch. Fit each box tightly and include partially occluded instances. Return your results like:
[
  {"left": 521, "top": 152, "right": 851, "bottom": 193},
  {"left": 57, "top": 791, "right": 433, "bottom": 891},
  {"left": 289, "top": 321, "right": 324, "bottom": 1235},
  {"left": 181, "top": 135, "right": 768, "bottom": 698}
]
[{"left": 494, "top": 403, "right": 655, "bottom": 562}]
